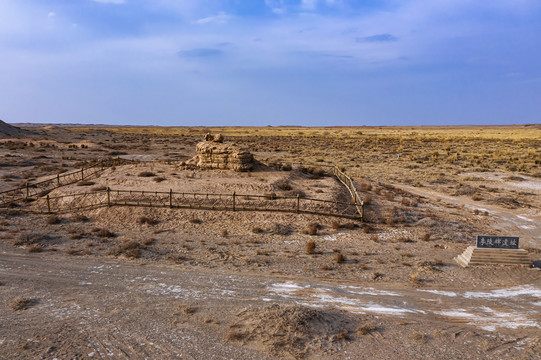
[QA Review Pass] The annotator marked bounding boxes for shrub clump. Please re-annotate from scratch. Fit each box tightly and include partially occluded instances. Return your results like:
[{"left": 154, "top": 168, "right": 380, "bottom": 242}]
[
  {"left": 138, "top": 216, "right": 159, "bottom": 226},
  {"left": 138, "top": 171, "right": 156, "bottom": 177},
  {"left": 305, "top": 239, "right": 316, "bottom": 254}
]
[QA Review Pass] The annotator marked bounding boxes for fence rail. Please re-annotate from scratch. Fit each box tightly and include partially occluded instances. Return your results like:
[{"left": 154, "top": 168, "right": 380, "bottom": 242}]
[
  {"left": 0, "top": 159, "right": 365, "bottom": 221},
  {"left": 0, "top": 157, "right": 134, "bottom": 207},
  {"left": 333, "top": 166, "right": 364, "bottom": 221},
  {"left": 17, "top": 188, "right": 361, "bottom": 220}
]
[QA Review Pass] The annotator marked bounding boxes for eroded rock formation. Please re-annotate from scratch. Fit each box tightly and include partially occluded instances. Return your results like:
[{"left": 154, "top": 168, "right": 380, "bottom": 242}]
[{"left": 187, "top": 134, "right": 254, "bottom": 171}]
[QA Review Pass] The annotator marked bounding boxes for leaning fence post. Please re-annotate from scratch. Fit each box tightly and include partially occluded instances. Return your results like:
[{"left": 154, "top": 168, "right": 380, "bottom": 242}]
[
  {"left": 46, "top": 195, "right": 51, "bottom": 213},
  {"left": 169, "top": 189, "right": 173, "bottom": 208},
  {"left": 296, "top": 194, "right": 300, "bottom": 213},
  {"left": 232, "top": 192, "right": 236, "bottom": 211},
  {"left": 107, "top": 187, "right": 111, "bottom": 207}
]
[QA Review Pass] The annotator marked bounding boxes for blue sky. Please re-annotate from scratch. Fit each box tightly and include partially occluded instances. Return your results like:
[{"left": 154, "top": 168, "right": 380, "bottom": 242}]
[{"left": 1, "top": 0, "right": 540, "bottom": 126}]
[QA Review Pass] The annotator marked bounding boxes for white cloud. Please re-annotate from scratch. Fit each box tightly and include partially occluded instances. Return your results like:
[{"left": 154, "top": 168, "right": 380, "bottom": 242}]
[
  {"left": 48, "top": 12, "right": 56, "bottom": 18},
  {"left": 195, "top": 12, "right": 231, "bottom": 25}
]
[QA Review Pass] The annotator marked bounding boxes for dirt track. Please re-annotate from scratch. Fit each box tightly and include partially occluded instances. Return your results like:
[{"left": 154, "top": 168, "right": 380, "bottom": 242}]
[{"left": 2, "top": 247, "right": 540, "bottom": 359}]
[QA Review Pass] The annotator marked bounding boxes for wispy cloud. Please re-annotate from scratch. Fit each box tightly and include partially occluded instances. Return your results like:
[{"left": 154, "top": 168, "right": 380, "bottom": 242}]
[
  {"left": 195, "top": 12, "right": 231, "bottom": 25},
  {"left": 177, "top": 48, "right": 224, "bottom": 59},
  {"left": 357, "top": 34, "right": 398, "bottom": 43}
]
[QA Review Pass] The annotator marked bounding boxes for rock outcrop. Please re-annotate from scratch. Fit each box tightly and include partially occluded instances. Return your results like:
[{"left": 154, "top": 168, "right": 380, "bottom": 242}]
[{"left": 187, "top": 135, "right": 254, "bottom": 171}]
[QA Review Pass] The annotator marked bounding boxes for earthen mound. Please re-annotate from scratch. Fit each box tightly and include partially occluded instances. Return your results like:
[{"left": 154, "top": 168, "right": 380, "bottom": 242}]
[
  {"left": 187, "top": 137, "right": 254, "bottom": 172},
  {"left": 226, "top": 304, "right": 356, "bottom": 359},
  {"left": 0, "top": 120, "right": 27, "bottom": 138}
]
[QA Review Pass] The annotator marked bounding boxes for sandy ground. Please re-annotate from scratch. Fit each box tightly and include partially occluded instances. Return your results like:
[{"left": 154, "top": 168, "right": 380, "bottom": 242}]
[{"left": 1, "top": 125, "right": 540, "bottom": 359}]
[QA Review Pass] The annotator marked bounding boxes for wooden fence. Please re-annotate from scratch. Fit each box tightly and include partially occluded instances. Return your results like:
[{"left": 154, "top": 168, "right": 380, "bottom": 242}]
[
  {"left": 0, "top": 157, "right": 133, "bottom": 207},
  {"left": 22, "top": 188, "right": 362, "bottom": 220},
  {"left": 332, "top": 166, "right": 364, "bottom": 221},
  {"left": 0, "top": 159, "right": 365, "bottom": 221}
]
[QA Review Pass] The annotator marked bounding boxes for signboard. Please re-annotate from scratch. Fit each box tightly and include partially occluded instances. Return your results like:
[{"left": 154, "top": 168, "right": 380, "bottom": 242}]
[{"left": 476, "top": 235, "right": 519, "bottom": 249}]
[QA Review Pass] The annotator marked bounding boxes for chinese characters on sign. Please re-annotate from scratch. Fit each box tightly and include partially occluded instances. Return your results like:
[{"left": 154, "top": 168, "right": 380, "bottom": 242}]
[{"left": 476, "top": 235, "right": 519, "bottom": 249}]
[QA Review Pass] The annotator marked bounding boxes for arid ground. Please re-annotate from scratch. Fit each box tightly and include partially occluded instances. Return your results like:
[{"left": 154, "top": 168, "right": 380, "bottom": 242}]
[{"left": 1, "top": 123, "right": 540, "bottom": 359}]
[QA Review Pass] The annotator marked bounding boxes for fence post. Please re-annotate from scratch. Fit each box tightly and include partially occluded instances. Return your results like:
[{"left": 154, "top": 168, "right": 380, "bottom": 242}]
[
  {"left": 169, "top": 189, "right": 173, "bottom": 208},
  {"left": 46, "top": 195, "right": 51, "bottom": 213},
  {"left": 81, "top": 168, "right": 84, "bottom": 181},
  {"left": 296, "top": 194, "right": 300, "bottom": 213},
  {"left": 57, "top": 174, "right": 60, "bottom": 186},
  {"left": 26, "top": 182, "right": 29, "bottom": 199},
  {"left": 107, "top": 187, "right": 111, "bottom": 207},
  {"left": 232, "top": 192, "right": 236, "bottom": 211},
  {"left": 361, "top": 203, "right": 365, "bottom": 222}
]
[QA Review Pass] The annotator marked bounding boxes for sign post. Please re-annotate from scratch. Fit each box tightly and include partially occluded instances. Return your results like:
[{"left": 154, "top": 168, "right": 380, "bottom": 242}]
[{"left": 476, "top": 235, "right": 519, "bottom": 249}]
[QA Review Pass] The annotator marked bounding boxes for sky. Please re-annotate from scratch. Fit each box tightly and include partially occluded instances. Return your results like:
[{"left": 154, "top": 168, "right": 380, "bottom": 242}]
[{"left": 1, "top": 0, "right": 540, "bottom": 126}]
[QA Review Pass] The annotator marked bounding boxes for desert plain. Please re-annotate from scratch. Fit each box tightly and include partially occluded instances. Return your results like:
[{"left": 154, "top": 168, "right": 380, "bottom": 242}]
[{"left": 0, "top": 121, "right": 540, "bottom": 359}]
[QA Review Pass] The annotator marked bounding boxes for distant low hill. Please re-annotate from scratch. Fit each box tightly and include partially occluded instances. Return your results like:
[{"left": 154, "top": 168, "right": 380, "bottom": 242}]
[{"left": 0, "top": 120, "right": 29, "bottom": 138}]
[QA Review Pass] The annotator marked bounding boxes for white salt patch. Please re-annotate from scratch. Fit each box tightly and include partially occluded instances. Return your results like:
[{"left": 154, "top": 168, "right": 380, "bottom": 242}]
[
  {"left": 436, "top": 307, "right": 540, "bottom": 331},
  {"left": 464, "top": 285, "right": 541, "bottom": 299},
  {"left": 417, "top": 290, "right": 457, "bottom": 297},
  {"left": 520, "top": 225, "right": 534, "bottom": 230},
  {"left": 532, "top": 302, "right": 541, "bottom": 307},
  {"left": 323, "top": 235, "right": 337, "bottom": 241},
  {"left": 358, "top": 303, "right": 424, "bottom": 315},
  {"left": 79, "top": 282, "right": 92, "bottom": 286},
  {"left": 340, "top": 285, "right": 401, "bottom": 297},
  {"left": 517, "top": 215, "right": 534, "bottom": 222}
]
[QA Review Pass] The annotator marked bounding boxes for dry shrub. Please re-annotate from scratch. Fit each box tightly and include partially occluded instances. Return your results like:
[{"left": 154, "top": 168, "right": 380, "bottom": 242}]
[
  {"left": 412, "top": 331, "right": 428, "bottom": 343},
  {"left": 27, "top": 245, "right": 43, "bottom": 253},
  {"left": 357, "top": 323, "right": 377, "bottom": 335},
  {"left": 110, "top": 240, "right": 141, "bottom": 259},
  {"left": 221, "top": 229, "right": 229, "bottom": 237},
  {"left": 397, "top": 236, "right": 415, "bottom": 243},
  {"left": 302, "top": 223, "right": 320, "bottom": 236},
  {"left": 359, "top": 182, "right": 372, "bottom": 191},
  {"left": 320, "top": 264, "right": 334, "bottom": 271},
  {"left": 138, "top": 171, "right": 156, "bottom": 177},
  {"left": 14, "top": 233, "right": 51, "bottom": 247},
  {"left": 332, "top": 221, "right": 357, "bottom": 231},
  {"left": 421, "top": 232, "right": 431, "bottom": 242},
  {"left": 334, "top": 252, "right": 345, "bottom": 264},
  {"left": 142, "top": 238, "right": 156, "bottom": 246},
  {"left": 306, "top": 239, "right": 316, "bottom": 254},
  {"left": 410, "top": 272, "right": 421, "bottom": 285},
  {"left": 269, "top": 223, "right": 293, "bottom": 236},
  {"left": 93, "top": 228, "right": 116, "bottom": 238},
  {"left": 401, "top": 197, "right": 411, "bottom": 206},
  {"left": 385, "top": 217, "right": 395, "bottom": 226},
  {"left": 46, "top": 215, "right": 61, "bottom": 225},
  {"left": 138, "top": 216, "right": 160, "bottom": 226},
  {"left": 371, "top": 234, "right": 379, "bottom": 242},
  {"left": 372, "top": 272, "right": 383, "bottom": 280},
  {"left": 273, "top": 179, "right": 292, "bottom": 191},
  {"left": 225, "top": 330, "right": 248, "bottom": 342},
  {"left": 10, "top": 297, "right": 36, "bottom": 311},
  {"left": 189, "top": 218, "right": 202, "bottom": 224},
  {"left": 178, "top": 304, "right": 198, "bottom": 315},
  {"left": 252, "top": 226, "right": 264, "bottom": 234},
  {"left": 363, "top": 195, "right": 372, "bottom": 204},
  {"left": 72, "top": 214, "right": 89, "bottom": 222},
  {"left": 66, "top": 248, "right": 84, "bottom": 256},
  {"left": 153, "top": 176, "right": 166, "bottom": 183}
]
